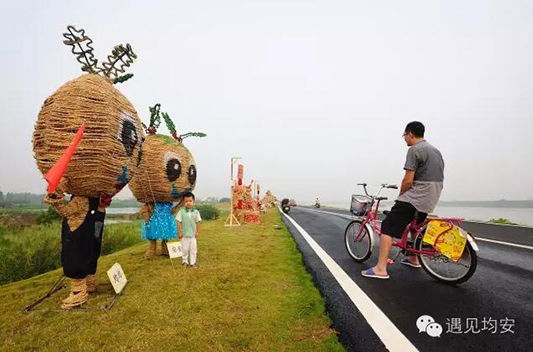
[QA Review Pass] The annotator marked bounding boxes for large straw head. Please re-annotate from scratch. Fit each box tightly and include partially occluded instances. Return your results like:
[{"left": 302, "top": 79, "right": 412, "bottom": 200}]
[
  {"left": 129, "top": 134, "right": 196, "bottom": 203},
  {"left": 33, "top": 74, "right": 145, "bottom": 197}
]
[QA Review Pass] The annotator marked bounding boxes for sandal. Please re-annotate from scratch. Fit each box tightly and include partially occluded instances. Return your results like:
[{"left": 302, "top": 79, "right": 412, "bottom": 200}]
[
  {"left": 361, "top": 268, "right": 390, "bottom": 280},
  {"left": 401, "top": 258, "right": 421, "bottom": 268}
]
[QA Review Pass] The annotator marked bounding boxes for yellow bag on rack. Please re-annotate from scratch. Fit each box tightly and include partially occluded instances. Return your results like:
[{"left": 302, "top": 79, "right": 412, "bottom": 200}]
[{"left": 423, "top": 220, "right": 467, "bottom": 262}]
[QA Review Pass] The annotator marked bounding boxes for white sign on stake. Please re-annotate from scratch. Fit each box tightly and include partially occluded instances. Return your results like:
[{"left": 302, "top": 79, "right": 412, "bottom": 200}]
[
  {"left": 167, "top": 241, "right": 183, "bottom": 259},
  {"left": 107, "top": 263, "right": 127, "bottom": 294}
]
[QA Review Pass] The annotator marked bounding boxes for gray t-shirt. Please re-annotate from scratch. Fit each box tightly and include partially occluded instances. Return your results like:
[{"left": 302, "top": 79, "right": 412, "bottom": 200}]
[{"left": 396, "top": 140, "right": 444, "bottom": 213}]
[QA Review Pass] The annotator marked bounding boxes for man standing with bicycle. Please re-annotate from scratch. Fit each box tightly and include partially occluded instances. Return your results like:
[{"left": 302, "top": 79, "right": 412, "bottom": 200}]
[{"left": 362, "top": 121, "right": 445, "bottom": 279}]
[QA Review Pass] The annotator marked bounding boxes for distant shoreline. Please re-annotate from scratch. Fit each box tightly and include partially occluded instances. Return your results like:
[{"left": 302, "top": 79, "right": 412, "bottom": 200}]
[
  {"left": 437, "top": 200, "right": 533, "bottom": 208},
  {"left": 302, "top": 200, "right": 533, "bottom": 209}
]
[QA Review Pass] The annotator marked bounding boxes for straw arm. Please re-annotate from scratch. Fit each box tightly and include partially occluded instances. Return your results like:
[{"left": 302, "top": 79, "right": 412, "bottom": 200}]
[
  {"left": 139, "top": 203, "right": 154, "bottom": 222},
  {"left": 44, "top": 193, "right": 89, "bottom": 231}
]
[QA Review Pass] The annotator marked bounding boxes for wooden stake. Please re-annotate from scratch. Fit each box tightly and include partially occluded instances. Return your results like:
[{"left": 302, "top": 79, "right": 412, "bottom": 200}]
[{"left": 224, "top": 185, "right": 241, "bottom": 227}]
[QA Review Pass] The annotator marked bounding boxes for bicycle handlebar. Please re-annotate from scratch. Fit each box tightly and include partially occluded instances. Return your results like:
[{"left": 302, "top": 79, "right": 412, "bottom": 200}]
[
  {"left": 357, "top": 183, "right": 369, "bottom": 195},
  {"left": 358, "top": 183, "right": 398, "bottom": 197}
]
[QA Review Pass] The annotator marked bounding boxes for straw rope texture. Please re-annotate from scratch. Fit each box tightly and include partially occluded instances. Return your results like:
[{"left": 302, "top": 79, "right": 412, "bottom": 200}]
[
  {"left": 33, "top": 73, "right": 145, "bottom": 198},
  {"left": 61, "top": 278, "right": 88, "bottom": 309},
  {"left": 44, "top": 192, "right": 89, "bottom": 231},
  {"left": 85, "top": 274, "right": 97, "bottom": 293},
  {"left": 262, "top": 190, "right": 278, "bottom": 208},
  {"left": 129, "top": 134, "right": 196, "bottom": 203}
]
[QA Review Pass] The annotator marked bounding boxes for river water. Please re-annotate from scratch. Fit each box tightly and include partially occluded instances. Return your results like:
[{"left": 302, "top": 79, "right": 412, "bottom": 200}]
[
  {"left": 107, "top": 207, "right": 139, "bottom": 214},
  {"left": 107, "top": 204, "right": 533, "bottom": 227},
  {"left": 306, "top": 202, "right": 533, "bottom": 227}
]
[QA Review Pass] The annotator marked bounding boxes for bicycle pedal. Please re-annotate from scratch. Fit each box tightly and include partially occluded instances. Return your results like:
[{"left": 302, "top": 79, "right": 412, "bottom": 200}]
[{"left": 387, "top": 258, "right": 395, "bottom": 265}]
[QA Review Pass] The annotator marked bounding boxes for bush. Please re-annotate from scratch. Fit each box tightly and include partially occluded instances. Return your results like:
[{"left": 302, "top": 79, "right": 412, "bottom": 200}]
[
  {"left": 35, "top": 207, "right": 62, "bottom": 225},
  {"left": 0, "top": 221, "right": 142, "bottom": 285},
  {"left": 219, "top": 197, "right": 230, "bottom": 203},
  {"left": 101, "top": 222, "right": 144, "bottom": 255},
  {"left": 489, "top": 218, "right": 517, "bottom": 225},
  {"left": 197, "top": 204, "right": 220, "bottom": 220},
  {"left": 0, "top": 224, "right": 62, "bottom": 285}
]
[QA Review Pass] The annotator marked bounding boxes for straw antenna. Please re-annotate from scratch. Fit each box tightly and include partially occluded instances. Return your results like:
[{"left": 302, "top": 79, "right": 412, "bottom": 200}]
[
  {"left": 62, "top": 25, "right": 137, "bottom": 84},
  {"left": 143, "top": 103, "right": 207, "bottom": 142},
  {"left": 99, "top": 44, "right": 137, "bottom": 83},
  {"left": 62, "top": 25, "right": 100, "bottom": 74}
]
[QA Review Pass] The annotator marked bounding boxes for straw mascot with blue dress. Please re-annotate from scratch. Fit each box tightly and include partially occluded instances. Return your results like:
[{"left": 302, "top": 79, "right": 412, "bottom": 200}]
[{"left": 129, "top": 104, "right": 205, "bottom": 259}]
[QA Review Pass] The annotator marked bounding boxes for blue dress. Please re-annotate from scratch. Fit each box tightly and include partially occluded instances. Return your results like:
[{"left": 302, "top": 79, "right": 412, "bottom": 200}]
[{"left": 141, "top": 202, "right": 177, "bottom": 241}]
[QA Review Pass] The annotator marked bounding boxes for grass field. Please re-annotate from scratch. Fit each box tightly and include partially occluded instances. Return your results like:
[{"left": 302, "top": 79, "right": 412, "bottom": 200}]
[
  {"left": 0, "top": 221, "right": 144, "bottom": 285},
  {"left": 0, "top": 209, "right": 344, "bottom": 352}
]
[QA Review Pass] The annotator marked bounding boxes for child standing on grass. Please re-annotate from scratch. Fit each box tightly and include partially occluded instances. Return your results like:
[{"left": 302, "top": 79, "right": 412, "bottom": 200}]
[{"left": 176, "top": 191, "right": 202, "bottom": 268}]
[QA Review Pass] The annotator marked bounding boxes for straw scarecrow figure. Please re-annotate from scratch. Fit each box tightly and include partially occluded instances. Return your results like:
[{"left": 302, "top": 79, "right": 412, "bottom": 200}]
[
  {"left": 262, "top": 190, "right": 277, "bottom": 208},
  {"left": 32, "top": 26, "right": 144, "bottom": 309},
  {"left": 129, "top": 104, "right": 205, "bottom": 259},
  {"left": 242, "top": 184, "right": 253, "bottom": 207},
  {"left": 242, "top": 184, "right": 260, "bottom": 223},
  {"left": 231, "top": 184, "right": 244, "bottom": 222}
]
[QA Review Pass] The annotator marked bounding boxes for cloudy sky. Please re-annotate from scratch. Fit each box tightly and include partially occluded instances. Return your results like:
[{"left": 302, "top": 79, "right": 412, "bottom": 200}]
[{"left": 1, "top": 0, "right": 532, "bottom": 203}]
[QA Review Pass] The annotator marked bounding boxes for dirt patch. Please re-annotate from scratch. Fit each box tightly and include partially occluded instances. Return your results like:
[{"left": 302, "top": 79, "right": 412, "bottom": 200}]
[
  {"left": 293, "top": 321, "right": 336, "bottom": 342},
  {"left": 0, "top": 214, "right": 38, "bottom": 230}
]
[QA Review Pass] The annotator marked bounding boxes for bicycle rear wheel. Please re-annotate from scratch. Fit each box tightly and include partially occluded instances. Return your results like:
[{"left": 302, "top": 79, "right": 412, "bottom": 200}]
[
  {"left": 415, "top": 236, "right": 477, "bottom": 284},
  {"left": 344, "top": 220, "right": 372, "bottom": 262}
]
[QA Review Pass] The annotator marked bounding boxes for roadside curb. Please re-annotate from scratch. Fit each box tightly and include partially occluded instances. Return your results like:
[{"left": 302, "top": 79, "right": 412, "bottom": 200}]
[{"left": 279, "top": 208, "right": 388, "bottom": 352}]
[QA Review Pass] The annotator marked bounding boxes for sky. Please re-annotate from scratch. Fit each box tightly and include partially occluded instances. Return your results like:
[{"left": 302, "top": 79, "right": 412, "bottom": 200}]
[{"left": 1, "top": 0, "right": 532, "bottom": 204}]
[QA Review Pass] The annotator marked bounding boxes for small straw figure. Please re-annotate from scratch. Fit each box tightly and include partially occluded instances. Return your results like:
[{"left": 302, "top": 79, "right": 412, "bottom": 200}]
[
  {"left": 231, "top": 164, "right": 245, "bottom": 222},
  {"left": 262, "top": 190, "right": 277, "bottom": 208},
  {"left": 128, "top": 104, "right": 205, "bottom": 259},
  {"left": 32, "top": 26, "right": 144, "bottom": 309},
  {"left": 242, "top": 184, "right": 260, "bottom": 223}
]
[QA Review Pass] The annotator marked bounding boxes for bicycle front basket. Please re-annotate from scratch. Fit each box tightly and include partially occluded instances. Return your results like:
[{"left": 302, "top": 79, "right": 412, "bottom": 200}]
[{"left": 350, "top": 195, "right": 372, "bottom": 216}]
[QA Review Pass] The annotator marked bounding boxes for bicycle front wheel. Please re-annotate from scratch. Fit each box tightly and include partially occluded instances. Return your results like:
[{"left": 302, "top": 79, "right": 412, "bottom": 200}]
[
  {"left": 415, "top": 236, "right": 477, "bottom": 284},
  {"left": 344, "top": 220, "right": 372, "bottom": 262}
]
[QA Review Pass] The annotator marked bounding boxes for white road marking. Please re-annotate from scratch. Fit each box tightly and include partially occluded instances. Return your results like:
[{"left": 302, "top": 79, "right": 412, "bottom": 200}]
[
  {"left": 301, "top": 207, "right": 359, "bottom": 220},
  {"left": 300, "top": 207, "right": 533, "bottom": 251},
  {"left": 280, "top": 208, "right": 419, "bottom": 352},
  {"left": 473, "top": 237, "right": 533, "bottom": 251}
]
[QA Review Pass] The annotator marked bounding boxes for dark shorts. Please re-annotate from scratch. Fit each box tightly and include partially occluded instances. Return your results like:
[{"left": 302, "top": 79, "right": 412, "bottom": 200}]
[
  {"left": 61, "top": 197, "right": 105, "bottom": 279},
  {"left": 381, "top": 201, "right": 427, "bottom": 239}
]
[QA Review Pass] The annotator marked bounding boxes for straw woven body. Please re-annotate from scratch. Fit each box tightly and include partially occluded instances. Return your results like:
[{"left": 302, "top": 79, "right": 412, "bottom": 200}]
[
  {"left": 129, "top": 134, "right": 196, "bottom": 203},
  {"left": 61, "top": 278, "right": 88, "bottom": 310},
  {"left": 242, "top": 186, "right": 260, "bottom": 224},
  {"left": 33, "top": 74, "right": 144, "bottom": 197},
  {"left": 232, "top": 185, "right": 244, "bottom": 221},
  {"left": 242, "top": 185, "right": 253, "bottom": 205},
  {"left": 263, "top": 190, "right": 277, "bottom": 208}
]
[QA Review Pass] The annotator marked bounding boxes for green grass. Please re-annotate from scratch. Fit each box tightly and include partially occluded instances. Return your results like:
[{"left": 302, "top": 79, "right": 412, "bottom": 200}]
[
  {"left": 0, "top": 210, "right": 343, "bottom": 352},
  {"left": 488, "top": 217, "right": 518, "bottom": 225},
  {"left": 0, "top": 221, "right": 144, "bottom": 285},
  {"left": 196, "top": 204, "right": 221, "bottom": 220},
  {"left": 0, "top": 208, "right": 45, "bottom": 215},
  {"left": 214, "top": 201, "right": 231, "bottom": 217}
]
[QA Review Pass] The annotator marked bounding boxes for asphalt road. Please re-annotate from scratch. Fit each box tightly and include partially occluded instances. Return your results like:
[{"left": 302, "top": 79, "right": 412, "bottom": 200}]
[{"left": 281, "top": 206, "right": 533, "bottom": 352}]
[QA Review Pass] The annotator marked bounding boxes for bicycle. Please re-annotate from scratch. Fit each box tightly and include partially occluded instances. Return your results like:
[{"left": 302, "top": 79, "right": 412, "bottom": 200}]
[
  {"left": 344, "top": 183, "right": 479, "bottom": 284},
  {"left": 281, "top": 198, "right": 291, "bottom": 214}
]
